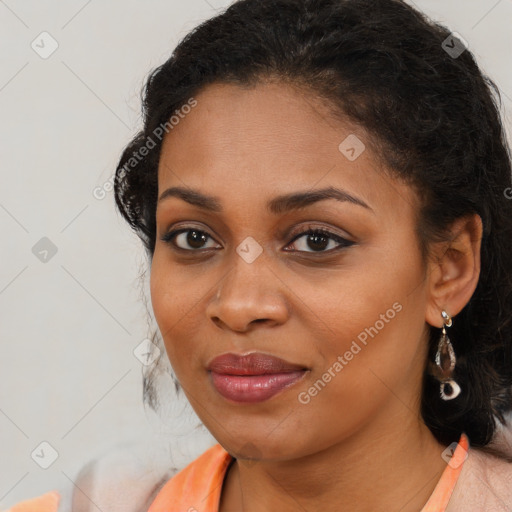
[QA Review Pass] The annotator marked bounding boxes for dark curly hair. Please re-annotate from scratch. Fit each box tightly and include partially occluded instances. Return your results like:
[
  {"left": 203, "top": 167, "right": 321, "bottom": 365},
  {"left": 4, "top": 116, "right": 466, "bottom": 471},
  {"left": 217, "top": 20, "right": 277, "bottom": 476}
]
[{"left": 114, "top": 0, "right": 512, "bottom": 452}]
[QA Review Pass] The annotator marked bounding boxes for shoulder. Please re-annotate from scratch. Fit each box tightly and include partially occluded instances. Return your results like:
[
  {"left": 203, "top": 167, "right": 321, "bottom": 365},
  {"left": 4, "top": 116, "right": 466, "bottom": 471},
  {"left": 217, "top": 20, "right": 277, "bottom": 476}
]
[
  {"left": 447, "top": 442, "right": 512, "bottom": 511},
  {"left": 70, "top": 440, "right": 180, "bottom": 512},
  {"left": 3, "top": 491, "right": 61, "bottom": 512},
  {"left": 3, "top": 441, "right": 227, "bottom": 512}
]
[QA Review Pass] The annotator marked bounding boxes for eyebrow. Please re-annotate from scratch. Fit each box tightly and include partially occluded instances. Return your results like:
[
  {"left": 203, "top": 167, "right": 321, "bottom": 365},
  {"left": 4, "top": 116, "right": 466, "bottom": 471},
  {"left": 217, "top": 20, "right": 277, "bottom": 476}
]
[{"left": 158, "top": 185, "right": 374, "bottom": 215}]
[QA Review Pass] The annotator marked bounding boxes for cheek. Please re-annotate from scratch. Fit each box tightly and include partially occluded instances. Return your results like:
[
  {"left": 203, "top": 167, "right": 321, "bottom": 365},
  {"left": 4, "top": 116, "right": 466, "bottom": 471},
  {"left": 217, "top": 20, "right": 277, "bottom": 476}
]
[
  {"left": 149, "top": 251, "right": 211, "bottom": 378},
  {"left": 299, "top": 238, "right": 426, "bottom": 386},
  {"left": 293, "top": 251, "right": 411, "bottom": 344},
  {"left": 149, "top": 254, "right": 174, "bottom": 336},
  {"left": 149, "top": 253, "right": 188, "bottom": 371}
]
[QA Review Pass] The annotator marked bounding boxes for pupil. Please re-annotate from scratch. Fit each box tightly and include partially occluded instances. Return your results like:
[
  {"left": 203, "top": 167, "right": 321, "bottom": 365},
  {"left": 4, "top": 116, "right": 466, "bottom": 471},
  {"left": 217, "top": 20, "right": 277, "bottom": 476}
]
[
  {"left": 188, "top": 230, "right": 207, "bottom": 249},
  {"left": 308, "top": 233, "right": 328, "bottom": 251}
]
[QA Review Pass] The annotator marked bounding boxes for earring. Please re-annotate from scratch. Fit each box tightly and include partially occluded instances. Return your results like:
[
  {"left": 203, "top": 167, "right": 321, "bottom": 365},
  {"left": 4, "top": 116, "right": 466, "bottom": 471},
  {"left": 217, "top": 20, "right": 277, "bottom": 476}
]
[{"left": 432, "top": 310, "right": 461, "bottom": 400}]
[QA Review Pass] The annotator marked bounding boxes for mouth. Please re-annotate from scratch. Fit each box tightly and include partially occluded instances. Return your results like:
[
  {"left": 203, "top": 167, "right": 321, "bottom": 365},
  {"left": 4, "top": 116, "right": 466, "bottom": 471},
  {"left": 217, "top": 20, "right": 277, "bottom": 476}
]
[{"left": 206, "top": 352, "right": 309, "bottom": 403}]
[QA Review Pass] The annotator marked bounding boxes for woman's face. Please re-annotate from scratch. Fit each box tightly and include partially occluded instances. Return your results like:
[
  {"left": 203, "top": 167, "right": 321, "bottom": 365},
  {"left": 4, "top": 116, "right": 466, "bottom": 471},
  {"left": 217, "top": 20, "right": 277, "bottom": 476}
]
[{"left": 150, "top": 81, "right": 433, "bottom": 460}]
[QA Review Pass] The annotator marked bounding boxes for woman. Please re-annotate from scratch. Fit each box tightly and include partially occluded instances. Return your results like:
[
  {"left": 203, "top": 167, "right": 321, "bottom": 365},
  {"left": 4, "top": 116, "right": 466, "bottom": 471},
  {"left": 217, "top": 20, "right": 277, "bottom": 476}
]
[{"left": 7, "top": 0, "right": 512, "bottom": 510}]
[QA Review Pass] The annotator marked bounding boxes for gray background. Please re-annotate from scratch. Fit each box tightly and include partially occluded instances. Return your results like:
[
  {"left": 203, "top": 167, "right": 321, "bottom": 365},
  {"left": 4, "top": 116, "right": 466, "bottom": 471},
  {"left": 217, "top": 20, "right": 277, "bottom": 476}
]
[{"left": 1, "top": 0, "right": 511, "bottom": 510}]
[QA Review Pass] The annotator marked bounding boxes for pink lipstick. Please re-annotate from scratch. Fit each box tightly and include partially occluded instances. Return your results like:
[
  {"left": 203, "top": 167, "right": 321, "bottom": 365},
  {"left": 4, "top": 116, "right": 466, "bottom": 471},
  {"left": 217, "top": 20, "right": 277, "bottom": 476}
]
[{"left": 207, "top": 352, "right": 308, "bottom": 403}]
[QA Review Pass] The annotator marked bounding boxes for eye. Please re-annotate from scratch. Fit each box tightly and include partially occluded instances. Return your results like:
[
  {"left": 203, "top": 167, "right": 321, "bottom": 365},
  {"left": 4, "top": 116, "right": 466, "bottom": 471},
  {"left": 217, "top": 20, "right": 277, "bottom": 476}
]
[
  {"left": 284, "top": 227, "right": 355, "bottom": 253},
  {"left": 160, "top": 225, "right": 355, "bottom": 254},
  {"left": 160, "top": 228, "right": 220, "bottom": 251}
]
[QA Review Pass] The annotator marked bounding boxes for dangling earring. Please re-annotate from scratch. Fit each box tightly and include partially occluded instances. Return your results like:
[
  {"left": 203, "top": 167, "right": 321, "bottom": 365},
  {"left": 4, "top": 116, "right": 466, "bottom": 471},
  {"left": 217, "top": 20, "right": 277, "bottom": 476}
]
[{"left": 432, "top": 310, "right": 461, "bottom": 400}]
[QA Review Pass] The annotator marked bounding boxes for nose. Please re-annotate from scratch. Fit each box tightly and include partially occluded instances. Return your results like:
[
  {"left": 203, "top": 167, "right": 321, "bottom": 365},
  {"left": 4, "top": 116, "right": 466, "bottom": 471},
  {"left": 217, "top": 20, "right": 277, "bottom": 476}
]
[{"left": 206, "top": 255, "right": 290, "bottom": 333}]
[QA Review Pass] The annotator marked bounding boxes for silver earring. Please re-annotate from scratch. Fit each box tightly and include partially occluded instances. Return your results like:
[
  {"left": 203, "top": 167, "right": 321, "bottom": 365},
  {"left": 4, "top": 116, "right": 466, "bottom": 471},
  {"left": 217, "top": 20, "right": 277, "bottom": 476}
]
[{"left": 432, "top": 310, "right": 461, "bottom": 400}]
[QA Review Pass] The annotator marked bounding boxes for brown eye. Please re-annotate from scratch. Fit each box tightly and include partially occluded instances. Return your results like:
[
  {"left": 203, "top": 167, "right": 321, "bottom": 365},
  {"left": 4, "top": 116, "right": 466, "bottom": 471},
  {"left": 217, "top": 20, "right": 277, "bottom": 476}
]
[
  {"left": 160, "top": 228, "right": 220, "bottom": 251},
  {"left": 285, "top": 228, "right": 355, "bottom": 253}
]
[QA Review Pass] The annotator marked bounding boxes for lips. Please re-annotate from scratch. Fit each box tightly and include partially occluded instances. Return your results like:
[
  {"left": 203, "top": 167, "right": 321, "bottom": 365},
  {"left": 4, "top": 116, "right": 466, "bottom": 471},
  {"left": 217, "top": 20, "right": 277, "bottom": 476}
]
[
  {"left": 207, "top": 352, "right": 307, "bottom": 375},
  {"left": 207, "top": 352, "right": 308, "bottom": 403}
]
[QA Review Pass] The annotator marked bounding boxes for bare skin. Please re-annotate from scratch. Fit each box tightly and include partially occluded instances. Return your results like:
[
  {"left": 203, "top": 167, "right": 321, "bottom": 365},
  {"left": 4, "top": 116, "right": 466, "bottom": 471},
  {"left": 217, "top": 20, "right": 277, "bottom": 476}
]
[{"left": 149, "top": 80, "right": 483, "bottom": 511}]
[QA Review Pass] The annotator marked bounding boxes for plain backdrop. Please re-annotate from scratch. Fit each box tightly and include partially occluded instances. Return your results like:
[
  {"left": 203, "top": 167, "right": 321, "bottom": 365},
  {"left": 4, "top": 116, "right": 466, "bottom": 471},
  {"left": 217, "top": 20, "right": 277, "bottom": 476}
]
[{"left": 1, "top": 0, "right": 511, "bottom": 509}]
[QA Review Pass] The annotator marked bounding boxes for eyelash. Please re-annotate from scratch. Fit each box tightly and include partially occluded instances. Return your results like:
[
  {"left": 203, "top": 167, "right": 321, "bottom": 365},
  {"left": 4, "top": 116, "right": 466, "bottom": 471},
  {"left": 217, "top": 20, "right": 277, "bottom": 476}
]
[{"left": 159, "top": 225, "right": 355, "bottom": 255}]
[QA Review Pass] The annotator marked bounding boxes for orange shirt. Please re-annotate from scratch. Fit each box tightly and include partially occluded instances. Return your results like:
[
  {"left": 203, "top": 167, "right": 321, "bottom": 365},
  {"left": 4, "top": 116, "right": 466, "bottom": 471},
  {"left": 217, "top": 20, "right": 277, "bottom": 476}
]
[
  {"left": 3, "top": 433, "right": 469, "bottom": 512},
  {"left": 3, "top": 491, "right": 60, "bottom": 512},
  {"left": 148, "top": 433, "right": 470, "bottom": 512}
]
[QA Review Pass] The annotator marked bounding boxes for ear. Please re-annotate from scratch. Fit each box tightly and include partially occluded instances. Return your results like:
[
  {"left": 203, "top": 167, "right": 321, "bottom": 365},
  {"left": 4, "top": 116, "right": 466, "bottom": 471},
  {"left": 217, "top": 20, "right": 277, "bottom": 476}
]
[{"left": 425, "top": 213, "right": 483, "bottom": 328}]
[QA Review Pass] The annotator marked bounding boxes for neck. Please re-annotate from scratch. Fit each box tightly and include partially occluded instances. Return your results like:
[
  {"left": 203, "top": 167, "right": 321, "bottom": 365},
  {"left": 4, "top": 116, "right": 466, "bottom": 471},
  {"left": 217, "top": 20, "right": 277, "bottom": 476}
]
[{"left": 220, "top": 405, "right": 449, "bottom": 512}]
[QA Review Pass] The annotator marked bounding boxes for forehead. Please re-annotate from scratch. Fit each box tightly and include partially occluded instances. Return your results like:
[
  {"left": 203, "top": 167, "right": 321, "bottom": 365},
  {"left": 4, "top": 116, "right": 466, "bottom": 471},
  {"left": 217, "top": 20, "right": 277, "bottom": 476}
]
[{"left": 157, "top": 81, "right": 417, "bottom": 221}]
